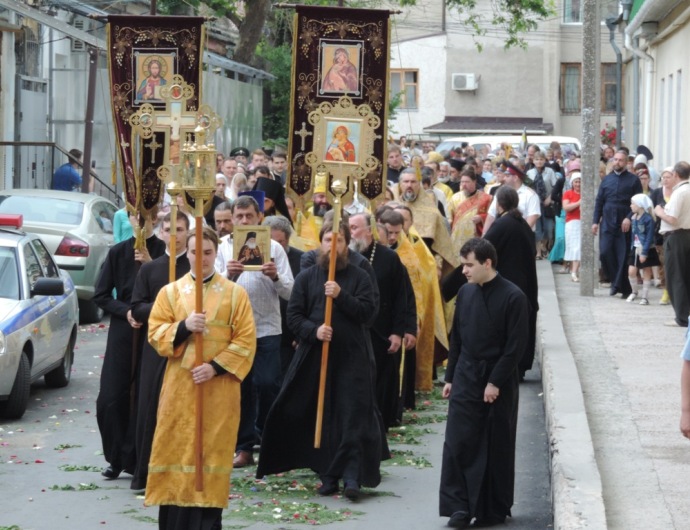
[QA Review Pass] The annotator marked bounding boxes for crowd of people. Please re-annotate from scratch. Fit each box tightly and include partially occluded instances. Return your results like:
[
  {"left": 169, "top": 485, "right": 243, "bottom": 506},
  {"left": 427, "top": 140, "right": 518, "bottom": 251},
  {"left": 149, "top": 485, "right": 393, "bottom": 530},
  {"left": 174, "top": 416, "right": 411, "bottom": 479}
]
[{"left": 90, "top": 137, "right": 690, "bottom": 530}]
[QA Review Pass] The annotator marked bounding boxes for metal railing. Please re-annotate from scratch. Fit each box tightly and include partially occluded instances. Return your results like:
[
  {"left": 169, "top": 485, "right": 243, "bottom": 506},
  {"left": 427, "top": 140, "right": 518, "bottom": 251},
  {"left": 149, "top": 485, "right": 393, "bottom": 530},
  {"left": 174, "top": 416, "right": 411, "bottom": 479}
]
[{"left": 0, "top": 141, "right": 121, "bottom": 206}]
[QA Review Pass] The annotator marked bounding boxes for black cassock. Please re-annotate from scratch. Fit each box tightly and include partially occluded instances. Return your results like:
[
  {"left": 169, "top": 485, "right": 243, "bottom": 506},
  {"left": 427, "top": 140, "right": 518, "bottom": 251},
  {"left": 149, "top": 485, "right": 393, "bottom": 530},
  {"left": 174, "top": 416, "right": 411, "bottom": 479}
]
[
  {"left": 129, "top": 251, "right": 190, "bottom": 490},
  {"left": 93, "top": 235, "right": 166, "bottom": 473},
  {"left": 360, "top": 241, "right": 416, "bottom": 429},
  {"left": 440, "top": 274, "right": 528, "bottom": 523},
  {"left": 484, "top": 211, "right": 539, "bottom": 375},
  {"left": 257, "top": 261, "right": 389, "bottom": 487}
]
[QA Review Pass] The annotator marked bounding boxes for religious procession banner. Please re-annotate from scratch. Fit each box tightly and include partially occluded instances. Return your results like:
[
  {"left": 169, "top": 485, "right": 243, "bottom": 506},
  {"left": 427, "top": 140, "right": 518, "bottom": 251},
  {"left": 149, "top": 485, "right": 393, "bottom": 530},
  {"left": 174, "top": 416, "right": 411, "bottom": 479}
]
[
  {"left": 287, "top": 6, "right": 391, "bottom": 208},
  {"left": 106, "top": 15, "right": 205, "bottom": 215}
]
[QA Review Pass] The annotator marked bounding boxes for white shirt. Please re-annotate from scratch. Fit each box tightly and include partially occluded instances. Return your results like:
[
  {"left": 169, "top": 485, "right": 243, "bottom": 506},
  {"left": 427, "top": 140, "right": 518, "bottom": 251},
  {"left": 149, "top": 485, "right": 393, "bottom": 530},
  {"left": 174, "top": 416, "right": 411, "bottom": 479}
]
[
  {"left": 215, "top": 237, "right": 294, "bottom": 338},
  {"left": 660, "top": 181, "right": 690, "bottom": 234},
  {"left": 488, "top": 184, "right": 541, "bottom": 230}
]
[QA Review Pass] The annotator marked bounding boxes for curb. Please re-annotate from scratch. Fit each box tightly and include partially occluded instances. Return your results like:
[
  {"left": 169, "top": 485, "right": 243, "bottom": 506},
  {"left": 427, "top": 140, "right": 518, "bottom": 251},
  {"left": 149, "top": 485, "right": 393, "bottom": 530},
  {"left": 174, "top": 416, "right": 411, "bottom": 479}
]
[{"left": 537, "top": 262, "right": 607, "bottom": 529}]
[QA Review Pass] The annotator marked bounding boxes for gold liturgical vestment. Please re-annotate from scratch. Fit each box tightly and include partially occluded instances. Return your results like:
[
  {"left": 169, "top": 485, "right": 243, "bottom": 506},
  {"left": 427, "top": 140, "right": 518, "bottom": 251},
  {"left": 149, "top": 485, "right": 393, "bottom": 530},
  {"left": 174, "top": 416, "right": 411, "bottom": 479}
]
[
  {"left": 396, "top": 188, "right": 459, "bottom": 272},
  {"left": 145, "top": 273, "right": 256, "bottom": 508},
  {"left": 396, "top": 232, "right": 448, "bottom": 392}
]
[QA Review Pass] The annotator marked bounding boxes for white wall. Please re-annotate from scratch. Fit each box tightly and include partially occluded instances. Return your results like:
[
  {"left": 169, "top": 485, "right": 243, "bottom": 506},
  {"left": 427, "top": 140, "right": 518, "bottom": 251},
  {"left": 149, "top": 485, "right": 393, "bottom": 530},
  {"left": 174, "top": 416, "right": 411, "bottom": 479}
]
[{"left": 388, "top": 33, "right": 447, "bottom": 138}]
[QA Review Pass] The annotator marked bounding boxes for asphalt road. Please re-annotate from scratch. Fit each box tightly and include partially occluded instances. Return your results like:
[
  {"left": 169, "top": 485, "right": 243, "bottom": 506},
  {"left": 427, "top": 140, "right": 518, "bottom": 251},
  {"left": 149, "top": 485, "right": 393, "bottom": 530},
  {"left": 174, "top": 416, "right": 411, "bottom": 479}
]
[{"left": 0, "top": 316, "right": 552, "bottom": 529}]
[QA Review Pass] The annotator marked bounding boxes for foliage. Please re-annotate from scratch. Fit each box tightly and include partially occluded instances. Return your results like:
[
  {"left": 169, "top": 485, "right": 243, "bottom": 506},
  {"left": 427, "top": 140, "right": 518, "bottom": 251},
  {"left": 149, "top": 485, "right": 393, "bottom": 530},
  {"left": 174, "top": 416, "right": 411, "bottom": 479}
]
[
  {"left": 257, "top": 41, "right": 292, "bottom": 143},
  {"left": 444, "top": 0, "right": 556, "bottom": 51}
]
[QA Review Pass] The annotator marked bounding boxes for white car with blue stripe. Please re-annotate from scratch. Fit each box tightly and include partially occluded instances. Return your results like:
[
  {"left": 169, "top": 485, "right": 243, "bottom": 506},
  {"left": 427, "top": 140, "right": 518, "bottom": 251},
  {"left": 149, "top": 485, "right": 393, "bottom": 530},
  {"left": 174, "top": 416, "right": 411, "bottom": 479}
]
[{"left": 0, "top": 214, "right": 79, "bottom": 419}]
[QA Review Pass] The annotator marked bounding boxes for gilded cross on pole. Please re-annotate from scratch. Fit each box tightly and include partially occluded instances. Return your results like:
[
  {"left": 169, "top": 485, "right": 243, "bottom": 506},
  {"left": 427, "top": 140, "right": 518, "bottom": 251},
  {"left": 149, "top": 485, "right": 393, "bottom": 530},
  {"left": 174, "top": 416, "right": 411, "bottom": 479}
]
[
  {"left": 294, "top": 122, "right": 312, "bottom": 151},
  {"left": 129, "top": 75, "right": 199, "bottom": 166}
]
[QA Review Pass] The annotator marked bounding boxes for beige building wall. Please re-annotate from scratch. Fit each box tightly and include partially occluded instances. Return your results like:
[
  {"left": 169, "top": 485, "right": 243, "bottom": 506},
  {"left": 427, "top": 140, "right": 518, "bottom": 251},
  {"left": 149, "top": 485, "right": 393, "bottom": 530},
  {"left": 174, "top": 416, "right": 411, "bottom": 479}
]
[
  {"left": 646, "top": 25, "right": 690, "bottom": 168},
  {"left": 389, "top": 0, "right": 624, "bottom": 144}
]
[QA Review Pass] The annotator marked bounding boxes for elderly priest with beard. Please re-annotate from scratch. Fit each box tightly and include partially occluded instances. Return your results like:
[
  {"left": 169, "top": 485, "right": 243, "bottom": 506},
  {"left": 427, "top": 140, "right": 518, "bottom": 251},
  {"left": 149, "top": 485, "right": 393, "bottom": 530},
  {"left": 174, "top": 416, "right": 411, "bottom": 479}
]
[
  {"left": 257, "top": 219, "right": 388, "bottom": 501},
  {"left": 440, "top": 238, "right": 528, "bottom": 529}
]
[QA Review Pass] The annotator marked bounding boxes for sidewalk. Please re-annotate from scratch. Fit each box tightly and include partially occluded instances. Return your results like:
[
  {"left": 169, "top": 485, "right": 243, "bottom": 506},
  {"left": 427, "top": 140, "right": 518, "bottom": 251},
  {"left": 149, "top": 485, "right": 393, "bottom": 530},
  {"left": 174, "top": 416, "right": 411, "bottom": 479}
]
[{"left": 541, "top": 261, "right": 690, "bottom": 529}]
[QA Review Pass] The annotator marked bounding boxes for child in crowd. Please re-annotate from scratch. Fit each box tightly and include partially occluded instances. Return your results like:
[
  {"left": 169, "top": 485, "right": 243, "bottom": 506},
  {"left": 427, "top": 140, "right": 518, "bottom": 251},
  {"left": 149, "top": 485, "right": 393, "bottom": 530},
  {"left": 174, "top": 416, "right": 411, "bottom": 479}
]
[{"left": 627, "top": 194, "right": 660, "bottom": 305}]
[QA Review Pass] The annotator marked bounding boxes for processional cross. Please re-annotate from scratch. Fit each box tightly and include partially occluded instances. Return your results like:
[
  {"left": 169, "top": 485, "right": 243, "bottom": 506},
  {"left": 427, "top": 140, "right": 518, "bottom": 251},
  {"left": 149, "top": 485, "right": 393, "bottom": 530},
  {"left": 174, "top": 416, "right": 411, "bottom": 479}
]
[{"left": 129, "top": 74, "right": 199, "bottom": 167}]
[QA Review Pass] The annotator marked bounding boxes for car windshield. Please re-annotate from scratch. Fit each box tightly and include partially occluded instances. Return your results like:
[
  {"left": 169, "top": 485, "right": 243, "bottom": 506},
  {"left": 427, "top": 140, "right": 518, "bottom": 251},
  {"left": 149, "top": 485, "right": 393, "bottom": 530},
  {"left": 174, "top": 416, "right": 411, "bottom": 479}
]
[
  {"left": 0, "top": 196, "right": 84, "bottom": 225},
  {"left": 0, "top": 246, "right": 20, "bottom": 300}
]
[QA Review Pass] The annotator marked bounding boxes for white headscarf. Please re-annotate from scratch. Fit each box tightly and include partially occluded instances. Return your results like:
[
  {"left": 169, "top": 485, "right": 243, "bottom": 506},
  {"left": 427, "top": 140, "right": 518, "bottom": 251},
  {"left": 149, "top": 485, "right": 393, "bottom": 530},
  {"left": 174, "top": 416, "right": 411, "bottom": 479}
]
[{"left": 631, "top": 193, "right": 653, "bottom": 212}]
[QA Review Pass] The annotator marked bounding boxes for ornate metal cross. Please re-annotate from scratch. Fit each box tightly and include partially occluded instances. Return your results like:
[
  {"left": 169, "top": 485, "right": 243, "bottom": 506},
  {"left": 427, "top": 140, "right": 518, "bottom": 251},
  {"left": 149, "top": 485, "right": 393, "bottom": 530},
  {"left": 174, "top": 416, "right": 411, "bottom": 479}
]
[{"left": 294, "top": 122, "right": 313, "bottom": 151}]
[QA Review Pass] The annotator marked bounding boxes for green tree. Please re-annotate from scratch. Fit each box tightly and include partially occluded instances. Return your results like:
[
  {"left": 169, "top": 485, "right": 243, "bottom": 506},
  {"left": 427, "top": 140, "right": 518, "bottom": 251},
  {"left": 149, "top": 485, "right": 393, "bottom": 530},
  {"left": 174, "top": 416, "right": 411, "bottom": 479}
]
[{"left": 158, "top": 0, "right": 554, "bottom": 66}]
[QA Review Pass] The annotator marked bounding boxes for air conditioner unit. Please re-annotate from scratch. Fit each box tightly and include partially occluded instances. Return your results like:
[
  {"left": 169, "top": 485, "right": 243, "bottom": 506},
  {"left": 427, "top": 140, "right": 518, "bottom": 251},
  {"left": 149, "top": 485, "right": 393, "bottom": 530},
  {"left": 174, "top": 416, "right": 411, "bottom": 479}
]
[{"left": 451, "top": 73, "right": 479, "bottom": 91}]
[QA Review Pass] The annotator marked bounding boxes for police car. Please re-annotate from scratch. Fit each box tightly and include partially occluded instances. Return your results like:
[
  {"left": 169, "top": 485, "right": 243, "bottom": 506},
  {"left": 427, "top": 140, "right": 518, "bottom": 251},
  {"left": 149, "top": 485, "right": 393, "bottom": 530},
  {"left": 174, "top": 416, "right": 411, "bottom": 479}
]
[{"left": 0, "top": 214, "right": 79, "bottom": 419}]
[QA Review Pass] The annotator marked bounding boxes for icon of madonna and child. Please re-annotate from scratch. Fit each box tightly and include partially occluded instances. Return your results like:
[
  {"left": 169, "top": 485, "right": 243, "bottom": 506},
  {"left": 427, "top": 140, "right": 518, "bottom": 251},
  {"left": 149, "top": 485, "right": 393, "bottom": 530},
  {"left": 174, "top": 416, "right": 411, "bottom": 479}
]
[{"left": 324, "top": 122, "right": 361, "bottom": 163}]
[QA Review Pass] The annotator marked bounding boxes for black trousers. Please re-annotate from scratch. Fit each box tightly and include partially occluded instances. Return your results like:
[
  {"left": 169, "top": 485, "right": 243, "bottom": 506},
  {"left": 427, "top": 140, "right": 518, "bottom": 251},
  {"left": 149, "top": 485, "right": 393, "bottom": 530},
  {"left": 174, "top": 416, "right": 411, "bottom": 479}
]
[{"left": 664, "top": 230, "right": 690, "bottom": 326}]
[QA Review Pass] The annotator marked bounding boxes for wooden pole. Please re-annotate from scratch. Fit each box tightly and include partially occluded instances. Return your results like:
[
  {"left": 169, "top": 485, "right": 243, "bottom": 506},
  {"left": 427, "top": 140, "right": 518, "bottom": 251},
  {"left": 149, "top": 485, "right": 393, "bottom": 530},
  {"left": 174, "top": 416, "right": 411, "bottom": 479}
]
[
  {"left": 314, "top": 231, "right": 337, "bottom": 448},
  {"left": 168, "top": 200, "right": 177, "bottom": 282},
  {"left": 193, "top": 202, "right": 204, "bottom": 491},
  {"left": 314, "top": 176, "right": 346, "bottom": 448},
  {"left": 399, "top": 343, "right": 405, "bottom": 397}
]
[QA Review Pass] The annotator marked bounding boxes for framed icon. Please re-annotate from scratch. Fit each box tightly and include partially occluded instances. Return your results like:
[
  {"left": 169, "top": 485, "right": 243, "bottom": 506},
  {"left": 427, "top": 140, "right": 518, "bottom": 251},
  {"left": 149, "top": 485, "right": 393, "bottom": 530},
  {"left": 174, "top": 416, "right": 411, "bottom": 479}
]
[
  {"left": 323, "top": 118, "right": 362, "bottom": 166},
  {"left": 133, "top": 51, "right": 176, "bottom": 104},
  {"left": 319, "top": 41, "right": 363, "bottom": 96},
  {"left": 232, "top": 225, "right": 271, "bottom": 271}
]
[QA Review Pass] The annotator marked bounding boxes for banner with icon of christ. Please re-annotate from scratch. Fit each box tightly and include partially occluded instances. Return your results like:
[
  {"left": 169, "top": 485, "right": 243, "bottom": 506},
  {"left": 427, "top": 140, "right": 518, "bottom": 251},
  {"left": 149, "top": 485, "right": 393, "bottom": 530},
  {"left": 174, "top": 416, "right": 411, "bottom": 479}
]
[
  {"left": 106, "top": 15, "right": 205, "bottom": 215},
  {"left": 287, "top": 6, "right": 391, "bottom": 208}
]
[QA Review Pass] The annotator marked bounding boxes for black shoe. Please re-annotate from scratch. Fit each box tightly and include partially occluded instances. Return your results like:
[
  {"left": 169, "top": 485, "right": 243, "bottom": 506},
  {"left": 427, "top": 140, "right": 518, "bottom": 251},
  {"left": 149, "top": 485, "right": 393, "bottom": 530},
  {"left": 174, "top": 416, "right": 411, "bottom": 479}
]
[
  {"left": 343, "top": 480, "right": 360, "bottom": 501},
  {"left": 317, "top": 476, "right": 339, "bottom": 496},
  {"left": 447, "top": 511, "right": 471, "bottom": 528},
  {"left": 609, "top": 287, "right": 619, "bottom": 296},
  {"left": 101, "top": 465, "right": 122, "bottom": 479}
]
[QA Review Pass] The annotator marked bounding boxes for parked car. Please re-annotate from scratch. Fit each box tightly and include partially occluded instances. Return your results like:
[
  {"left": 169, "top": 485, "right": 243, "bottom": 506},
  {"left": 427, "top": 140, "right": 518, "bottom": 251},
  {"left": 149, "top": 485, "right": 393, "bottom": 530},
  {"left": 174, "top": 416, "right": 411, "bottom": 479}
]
[
  {"left": 435, "top": 135, "right": 582, "bottom": 159},
  {"left": 0, "top": 189, "right": 118, "bottom": 323},
  {"left": 0, "top": 214, "right": 79, "bottom": 419}
]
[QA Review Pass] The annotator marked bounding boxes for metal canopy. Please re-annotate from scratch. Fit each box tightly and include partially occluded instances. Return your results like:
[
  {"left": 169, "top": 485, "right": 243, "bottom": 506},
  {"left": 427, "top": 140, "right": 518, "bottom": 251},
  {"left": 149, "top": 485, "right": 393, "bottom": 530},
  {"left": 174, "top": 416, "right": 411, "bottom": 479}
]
[{"left": 0, "top": 0, "right": 105, "bottom": 49}]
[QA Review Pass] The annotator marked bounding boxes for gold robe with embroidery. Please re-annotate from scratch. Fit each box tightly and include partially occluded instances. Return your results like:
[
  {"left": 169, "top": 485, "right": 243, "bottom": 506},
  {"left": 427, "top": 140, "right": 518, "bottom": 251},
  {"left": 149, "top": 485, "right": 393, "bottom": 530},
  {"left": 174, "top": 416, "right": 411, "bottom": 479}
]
[
  {"left": 448, "top": 190, "right": 492, "bottom": 255},
  {"left": 145, "top": 273, "right": 256, "bottom": 508},
  {"left": 396, "top": 232, "right": 449, "bottom": 392},
  {"left": 394, "top": 186, "right": 459, "bottom": 273}
]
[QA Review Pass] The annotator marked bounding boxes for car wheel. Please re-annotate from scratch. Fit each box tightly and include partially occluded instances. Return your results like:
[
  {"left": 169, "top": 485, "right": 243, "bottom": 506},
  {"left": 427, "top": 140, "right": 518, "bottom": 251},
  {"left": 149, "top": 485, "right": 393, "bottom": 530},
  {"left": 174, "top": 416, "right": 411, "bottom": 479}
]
[
  {"left": 79, "top": 299, "right": 104, "bottom": 324},
  {"left": 45, "top": 332, "right": 75, "bottom": 388},
  {"left": 0, "top": 352, "right": 31, "bottom": 419}
]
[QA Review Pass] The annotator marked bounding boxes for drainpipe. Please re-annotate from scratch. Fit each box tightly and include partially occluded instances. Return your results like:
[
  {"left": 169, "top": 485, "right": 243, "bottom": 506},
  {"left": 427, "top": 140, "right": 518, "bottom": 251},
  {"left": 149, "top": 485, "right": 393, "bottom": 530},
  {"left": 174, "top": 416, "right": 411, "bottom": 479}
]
[
  {"left": 606, "top": 17, "right": 623, "bottom": 149},
  {"left": 624, "top": 32, "right": 654, "bottom": 148}
]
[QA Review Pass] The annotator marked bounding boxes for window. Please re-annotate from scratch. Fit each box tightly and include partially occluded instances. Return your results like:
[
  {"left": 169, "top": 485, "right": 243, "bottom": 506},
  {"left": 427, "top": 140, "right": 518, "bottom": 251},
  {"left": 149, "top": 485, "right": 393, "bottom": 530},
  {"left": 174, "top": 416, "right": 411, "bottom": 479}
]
[
  {"left": 390, "top": 69, "right": 418, "bottom": 109},
  {"left": 92, "top": 201, "right": 117, "bottom": 233},
  {"left": 560, "top": 64, "right": 582, "bottom": 113},
  {"left": 31, "top": 239, "right": 59, "bottom": 278},
  {"left": 563, "top": 0, "right": 582, "bottom": 23},
  {"left": 559, "top": 63, "right": 621, "bottom": 114},
  {"left": 601, "top": 64, "right": 617, "bottom": 112},
  {"left": 23, "top": 242, "right": 44, "bottom": 287},
  {"left": 563, "top": 0, "right": 620, "bottom": 24}
]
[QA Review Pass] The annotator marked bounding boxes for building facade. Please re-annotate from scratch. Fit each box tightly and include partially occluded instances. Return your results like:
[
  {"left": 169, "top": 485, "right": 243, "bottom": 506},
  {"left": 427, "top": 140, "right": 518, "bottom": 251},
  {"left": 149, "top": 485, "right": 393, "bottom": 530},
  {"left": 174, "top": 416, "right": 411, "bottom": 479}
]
[{"left": 388, "top": 0, "right": 623, "bottom": 144}]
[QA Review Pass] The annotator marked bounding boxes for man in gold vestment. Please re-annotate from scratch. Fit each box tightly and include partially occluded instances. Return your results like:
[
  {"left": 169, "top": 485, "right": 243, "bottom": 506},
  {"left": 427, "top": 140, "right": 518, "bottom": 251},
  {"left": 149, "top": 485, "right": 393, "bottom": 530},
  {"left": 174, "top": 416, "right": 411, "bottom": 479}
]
[
  {"left": 395, "top": 167, "right": 458, "bottom": 274},
  {"left": 381, "top": 208, "right": 448, "bottom": 393},
  {"left": 448, "top": 170, "right": 492, "bottom": 256},
  {"left": 146, "top": 227, "right": 256, "bottom": 529}
]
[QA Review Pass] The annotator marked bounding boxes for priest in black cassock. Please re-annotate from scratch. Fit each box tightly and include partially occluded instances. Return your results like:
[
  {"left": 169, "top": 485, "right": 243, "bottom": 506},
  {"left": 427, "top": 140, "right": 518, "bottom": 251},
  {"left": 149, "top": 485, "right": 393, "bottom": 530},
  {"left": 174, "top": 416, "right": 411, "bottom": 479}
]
[
  {"left": 129, "top": 211, "right": 191, "bottom": 490},
  {"left": 94, "top": 213, "right": 166, "bottom": 479},
  {"left": 440, "top": 238, "right": 528, "bottom": 529},
  {"left": 348, "top": 212, "right": 417, "bottom": 429},
  {"left": 483, "top": 186, "right": 539, "bottom": 380},
  {"left": 257, "top": 220, "right": 389, "bottom": 501}
]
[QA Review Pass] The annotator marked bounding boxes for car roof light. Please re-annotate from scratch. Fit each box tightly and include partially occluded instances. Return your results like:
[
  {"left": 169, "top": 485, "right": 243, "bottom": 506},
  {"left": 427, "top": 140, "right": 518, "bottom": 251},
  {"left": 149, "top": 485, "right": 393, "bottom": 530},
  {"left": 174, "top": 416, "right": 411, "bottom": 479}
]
[{"left": 0, "top": 214, "right": 23, "bottom": 229}]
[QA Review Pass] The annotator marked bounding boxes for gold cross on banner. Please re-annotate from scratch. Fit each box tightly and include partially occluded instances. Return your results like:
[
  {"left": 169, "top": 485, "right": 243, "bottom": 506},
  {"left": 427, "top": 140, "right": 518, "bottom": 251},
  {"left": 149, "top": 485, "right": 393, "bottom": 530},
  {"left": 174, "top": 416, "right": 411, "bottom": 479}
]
[
  {"left": 129, "top": 75, "right": 199, "bottom": 166},
  {"left": 145, "top": 138, "right": 162, "bottom": 163},
  {"left": 294, "top": 122, "right": 313, "bottom": 151}
]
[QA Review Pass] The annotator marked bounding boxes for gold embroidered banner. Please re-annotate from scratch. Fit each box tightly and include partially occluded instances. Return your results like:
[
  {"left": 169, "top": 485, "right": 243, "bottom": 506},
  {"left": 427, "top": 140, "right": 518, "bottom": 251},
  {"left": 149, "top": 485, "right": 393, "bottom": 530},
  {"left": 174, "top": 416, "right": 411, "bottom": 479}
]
[
  {"left": 287, "top": 6, "right": 391, "bottom": 207},
  {"left": 106, "top": 15, "right": 205, "bottom": 215}
]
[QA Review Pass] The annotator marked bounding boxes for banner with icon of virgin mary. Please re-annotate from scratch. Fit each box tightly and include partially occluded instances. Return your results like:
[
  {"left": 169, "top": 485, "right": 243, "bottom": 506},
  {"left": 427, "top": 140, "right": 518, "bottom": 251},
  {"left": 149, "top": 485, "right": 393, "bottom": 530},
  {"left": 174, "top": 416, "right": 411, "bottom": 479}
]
[
  {"left": 287, "top": 6, "right": 391, "bottom": 207},
  {"left": 106, "top": 15, "right": 205, "bottom": 215}
]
